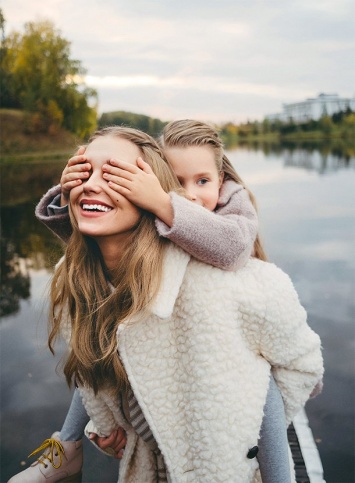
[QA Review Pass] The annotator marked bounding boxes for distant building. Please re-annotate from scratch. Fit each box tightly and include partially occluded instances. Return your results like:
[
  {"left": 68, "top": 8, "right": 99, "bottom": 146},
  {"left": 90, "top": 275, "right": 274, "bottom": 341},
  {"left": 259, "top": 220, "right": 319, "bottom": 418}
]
[{"left": 266, "top": 93, "right": 355, "bottom": 123}]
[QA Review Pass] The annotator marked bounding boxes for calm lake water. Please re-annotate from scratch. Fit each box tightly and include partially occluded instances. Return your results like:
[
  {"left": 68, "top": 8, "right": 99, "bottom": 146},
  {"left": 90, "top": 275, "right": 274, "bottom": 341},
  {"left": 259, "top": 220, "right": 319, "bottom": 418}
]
[{"left": 1, "top": 145, "right": 354, "bottom": 483}]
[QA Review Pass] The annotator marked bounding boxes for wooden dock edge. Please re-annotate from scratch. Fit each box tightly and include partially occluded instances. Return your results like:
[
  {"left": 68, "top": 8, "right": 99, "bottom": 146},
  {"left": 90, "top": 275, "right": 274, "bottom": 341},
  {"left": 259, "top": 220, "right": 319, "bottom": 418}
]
[{"left": 293, "top": 408, "right": 326, "bottom": 483}]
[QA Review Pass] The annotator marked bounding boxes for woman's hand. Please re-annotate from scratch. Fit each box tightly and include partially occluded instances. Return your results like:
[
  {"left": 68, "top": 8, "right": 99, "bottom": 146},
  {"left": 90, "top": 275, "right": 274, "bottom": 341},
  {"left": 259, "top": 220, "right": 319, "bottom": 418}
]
[
  {"left": 89, "top": 427, "right": 127, "bottom": 459},
  {"left": 60, "top": 146, "right": 91, "bottom": 206},
  {"left": 102, "top": 157, "right": 174, "bottom": 226}
]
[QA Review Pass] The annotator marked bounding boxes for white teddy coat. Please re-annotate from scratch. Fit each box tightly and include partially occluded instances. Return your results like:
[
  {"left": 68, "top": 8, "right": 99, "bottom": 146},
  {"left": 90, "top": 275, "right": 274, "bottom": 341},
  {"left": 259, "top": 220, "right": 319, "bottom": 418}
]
[{"left": 62, "top": 245, "right": 323, "bottom": 483}]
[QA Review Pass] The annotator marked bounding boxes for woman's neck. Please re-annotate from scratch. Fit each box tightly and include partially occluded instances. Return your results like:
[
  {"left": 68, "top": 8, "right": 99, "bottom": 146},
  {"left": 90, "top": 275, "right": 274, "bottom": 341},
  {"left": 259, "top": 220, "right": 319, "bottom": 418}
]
[{"left": 95, "top": 237, "right": 127, "bottom": 271}]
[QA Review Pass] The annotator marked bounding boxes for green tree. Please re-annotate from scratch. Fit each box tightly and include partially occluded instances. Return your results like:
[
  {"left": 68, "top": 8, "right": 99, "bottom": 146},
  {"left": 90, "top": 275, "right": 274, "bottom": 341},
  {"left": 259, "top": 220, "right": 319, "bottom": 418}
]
[
  {"left": 0, "top": 14, "right": 97, "bottom": 137},
  {"left": 319, "top": 115, "right": 334, "bottom": 136},
  {"left": 340, "top": 113, "right": 355, "bottom": 140},
  {"left": 0, "top": 8, "right": 20, "bottom": 108},
  {"left": 99, "top": 111, "right": 166, "bottom": 137}
]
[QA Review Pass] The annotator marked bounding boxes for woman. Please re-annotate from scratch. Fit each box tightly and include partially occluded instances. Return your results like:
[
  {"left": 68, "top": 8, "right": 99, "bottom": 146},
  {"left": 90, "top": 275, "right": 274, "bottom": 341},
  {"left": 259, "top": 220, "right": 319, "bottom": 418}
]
[{"left": 18, "top": 127, "right": 323, "bottom": 483}]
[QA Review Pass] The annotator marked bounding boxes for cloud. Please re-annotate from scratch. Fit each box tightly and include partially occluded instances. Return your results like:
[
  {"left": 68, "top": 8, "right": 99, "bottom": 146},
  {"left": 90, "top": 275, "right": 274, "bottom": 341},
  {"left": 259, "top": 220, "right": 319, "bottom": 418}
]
[{"left": 1, "top": 0, "right": 354, "bottom": 121}]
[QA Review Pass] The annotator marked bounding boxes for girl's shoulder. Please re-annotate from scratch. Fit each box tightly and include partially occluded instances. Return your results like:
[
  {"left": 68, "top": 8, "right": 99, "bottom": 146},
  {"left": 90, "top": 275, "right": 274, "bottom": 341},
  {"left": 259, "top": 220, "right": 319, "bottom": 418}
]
[{"left": 218, "top": 179, "right": 244, "bottom": 205}]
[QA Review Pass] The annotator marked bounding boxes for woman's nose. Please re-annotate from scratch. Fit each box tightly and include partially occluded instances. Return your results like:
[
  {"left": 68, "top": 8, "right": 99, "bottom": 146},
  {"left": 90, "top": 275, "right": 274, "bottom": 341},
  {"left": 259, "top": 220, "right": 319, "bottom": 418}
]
[{"left": 83, "top": 173, "right": 102, "bottom": 193}]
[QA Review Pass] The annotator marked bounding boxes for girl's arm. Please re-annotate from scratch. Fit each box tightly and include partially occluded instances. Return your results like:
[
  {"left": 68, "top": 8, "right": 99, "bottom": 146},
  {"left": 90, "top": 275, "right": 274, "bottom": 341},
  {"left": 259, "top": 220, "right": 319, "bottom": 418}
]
[
  {"left": 246, "top": 262, "right": 324, "bottom": 424},
  {"left": 155, "top": 181, "right": 258, "bottom": 271},
  {"left": 103, "top": 159, "right": 258, "bottom": 271},
  {"left": 35, "top": 150, "right": 90, "bottom": 243},
  {"left": 37, "top": 157, "right": 258, "bottom": 271},
  {"left": 35, "top": 184, "right": 72, "bottom": 243}
]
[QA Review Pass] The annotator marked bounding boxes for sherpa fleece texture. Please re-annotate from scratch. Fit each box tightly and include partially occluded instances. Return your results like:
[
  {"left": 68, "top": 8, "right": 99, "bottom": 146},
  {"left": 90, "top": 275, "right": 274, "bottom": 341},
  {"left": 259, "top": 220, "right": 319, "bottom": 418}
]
[
  {"left": 35, "top": 180, "right": 258, "bottom": 271},
  {"left": 59, "top": 245, "right": 323, "bottom": 483}
]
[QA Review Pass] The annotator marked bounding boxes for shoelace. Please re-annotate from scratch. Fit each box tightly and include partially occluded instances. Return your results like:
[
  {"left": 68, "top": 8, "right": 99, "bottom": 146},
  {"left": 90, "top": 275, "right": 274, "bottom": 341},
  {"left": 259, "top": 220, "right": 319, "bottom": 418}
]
[{"left": 28, "top": 438, "right": 65, "bottom": 469}]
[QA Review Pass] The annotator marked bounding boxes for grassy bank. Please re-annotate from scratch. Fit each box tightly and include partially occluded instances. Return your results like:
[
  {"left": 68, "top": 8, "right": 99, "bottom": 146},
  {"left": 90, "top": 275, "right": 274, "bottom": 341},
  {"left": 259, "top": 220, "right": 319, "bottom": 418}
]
[{"left": 0, "top": 109, "right": 83, "bottom": 162}]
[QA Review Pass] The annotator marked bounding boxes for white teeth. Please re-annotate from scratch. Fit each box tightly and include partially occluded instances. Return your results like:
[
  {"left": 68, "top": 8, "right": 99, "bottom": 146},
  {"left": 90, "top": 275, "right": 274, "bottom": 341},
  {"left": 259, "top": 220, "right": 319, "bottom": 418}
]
[{"left": 82, "top": 203, "right": 111, "bottom": 212}]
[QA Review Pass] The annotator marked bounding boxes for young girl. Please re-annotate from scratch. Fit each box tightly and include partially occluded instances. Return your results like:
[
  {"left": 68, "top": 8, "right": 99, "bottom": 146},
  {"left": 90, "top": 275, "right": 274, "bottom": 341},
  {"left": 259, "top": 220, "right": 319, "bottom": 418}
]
[{"left": 9, "top": 122, "right": 322, "bottom": 483}]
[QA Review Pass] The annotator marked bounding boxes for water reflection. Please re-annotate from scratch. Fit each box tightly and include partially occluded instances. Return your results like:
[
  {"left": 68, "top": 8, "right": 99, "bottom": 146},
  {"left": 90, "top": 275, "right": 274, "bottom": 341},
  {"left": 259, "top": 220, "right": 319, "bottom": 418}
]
[
  {"left": 1, "top": 160, "right": 64, "bottom": 318},
  {"left": 0, "top": 237, "right": 30, "bottom": 317},
  {"left": 235, "top": 140, "right": 355, "bottom": 174},
  {"left": 282, "top": 149, "right": 354, "bottom": 173},
  {"left": 0, "top": 203, "right": 63, "bottom": 317},
  {"left": 1, "top": 144, "right": 354, "bottom": 482}
]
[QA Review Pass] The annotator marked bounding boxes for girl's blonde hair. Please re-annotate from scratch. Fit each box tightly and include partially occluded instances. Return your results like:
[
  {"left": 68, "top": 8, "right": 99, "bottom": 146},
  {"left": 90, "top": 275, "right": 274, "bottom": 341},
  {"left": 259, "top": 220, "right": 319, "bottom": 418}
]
[
  {"left": 49, "top": 127, "right": 181, "bottom": 394},
  {"left": 159, "top": 120, "right": 267, "bottom": 261}
]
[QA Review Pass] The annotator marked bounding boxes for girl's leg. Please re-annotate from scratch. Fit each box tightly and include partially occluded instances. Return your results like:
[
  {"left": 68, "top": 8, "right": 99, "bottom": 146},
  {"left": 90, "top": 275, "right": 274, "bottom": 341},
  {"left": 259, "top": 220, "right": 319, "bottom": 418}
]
[
  {"left": 8, "top": 389, "right": 86, "bottom": 482},
  {"left": 257, "top": 374, "right": 291, "bottom": 483},
  {"left": 60, "top": 387, "right": 90, "bottom": 441}
]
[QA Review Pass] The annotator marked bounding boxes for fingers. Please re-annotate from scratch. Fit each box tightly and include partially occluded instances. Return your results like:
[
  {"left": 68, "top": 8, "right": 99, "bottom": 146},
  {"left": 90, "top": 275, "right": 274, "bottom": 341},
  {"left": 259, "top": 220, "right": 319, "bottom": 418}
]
[
  {"left": 107, "top": 158, "right": 138, "bottom": 174},
  {"left": 103, "top": 165, "right": 134, "bottom": 182},
  {"left": 63, "top": 163, "right": 91, "bottom": 181},
  {"left": 107, "top": 157, "right": 153, "bottom": 175},
  {"left": 117, "top": 449, "right": 125, "bottom": 459},
  {"left": 96, "top": 431, "right": 118, "bottom": 449},
  {"left": 136, "top": 157, "right": 154, "bottom": 174},
  {"left": 107, "top": 182, "right": 132, "bottom": 197},
  {"left": 88, "top": 428, "right": 127, "bottom": 460},
  {"left": 67, "top": 154, "right": 87, "bottom": 167},
  {"left": 76, "top": 145, "right": 86, "bottom": 156},
  {"left": 88, "top": 432, "right": 98, "bottom": 443},
  {"left": 102, "top": 158, "right": 152, "bottom": 193},
  {"left": 95, "top": 428, "right": 127, "bottom": 451},
  {"left": 61, "top": 155, "right": 91, "bottom": 201}
]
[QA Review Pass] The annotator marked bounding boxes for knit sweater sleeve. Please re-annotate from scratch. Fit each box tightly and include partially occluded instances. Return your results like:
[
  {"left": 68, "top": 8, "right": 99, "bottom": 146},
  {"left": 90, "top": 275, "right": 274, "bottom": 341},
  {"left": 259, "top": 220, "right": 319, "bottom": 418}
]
[
  {"left": 35, "top": 184, "right": 72, "bottom": 243},
  {"left": 155, "top": 180, "right": 258, "bottom": 271},
  {"left": 244, "top": 262, "right": 324, "bottom": 424}
]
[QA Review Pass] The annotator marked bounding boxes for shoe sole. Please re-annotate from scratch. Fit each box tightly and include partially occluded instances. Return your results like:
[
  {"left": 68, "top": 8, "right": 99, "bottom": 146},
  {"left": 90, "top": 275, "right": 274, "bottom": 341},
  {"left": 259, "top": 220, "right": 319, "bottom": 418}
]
[{"left": 58, "top": 472, "right": 82, "bottom": 483}]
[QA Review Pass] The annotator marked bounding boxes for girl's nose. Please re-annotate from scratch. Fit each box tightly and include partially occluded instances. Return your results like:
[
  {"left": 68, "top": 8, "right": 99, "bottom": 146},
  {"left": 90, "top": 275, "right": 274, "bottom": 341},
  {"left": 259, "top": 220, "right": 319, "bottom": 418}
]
[
  {"left": 186, "top": 192, "right": 197, "bottom": 202},
  {"left": 185, "top": 186, "right": 197, "bottom": 201}
]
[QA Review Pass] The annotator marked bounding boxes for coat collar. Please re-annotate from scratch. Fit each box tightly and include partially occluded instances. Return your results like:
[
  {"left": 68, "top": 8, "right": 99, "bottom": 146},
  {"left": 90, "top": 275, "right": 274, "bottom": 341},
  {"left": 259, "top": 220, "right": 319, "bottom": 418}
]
[
  {"left": 117, "top": 244, "right": 190, "bottom": 336},
  {"left": 150, "top": 244, "right": 190, "bottom": 318}
]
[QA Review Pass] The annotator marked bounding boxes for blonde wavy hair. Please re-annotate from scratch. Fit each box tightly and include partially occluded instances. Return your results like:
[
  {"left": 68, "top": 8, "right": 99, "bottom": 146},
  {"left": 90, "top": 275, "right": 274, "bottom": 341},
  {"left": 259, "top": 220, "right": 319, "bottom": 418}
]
[
  {"left": 49, "top": 127, "right": 181, "bottom": 394},
  {"left": 159, "top": 119, "right": 267, "bottom": 261}
]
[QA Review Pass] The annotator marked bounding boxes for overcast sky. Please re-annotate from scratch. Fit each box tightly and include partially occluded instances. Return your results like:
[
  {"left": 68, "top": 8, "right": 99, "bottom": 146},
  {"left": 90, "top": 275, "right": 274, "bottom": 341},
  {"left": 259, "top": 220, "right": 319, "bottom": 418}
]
[{"left": 2, "top": 0, "right": 354, "bottom": 123}]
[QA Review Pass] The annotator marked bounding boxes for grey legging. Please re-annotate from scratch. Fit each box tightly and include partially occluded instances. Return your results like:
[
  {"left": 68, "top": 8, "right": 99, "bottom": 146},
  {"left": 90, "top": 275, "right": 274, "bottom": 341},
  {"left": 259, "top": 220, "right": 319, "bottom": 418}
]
[{"left": 60, "top": 375, "right": 291, "bottom": 483}]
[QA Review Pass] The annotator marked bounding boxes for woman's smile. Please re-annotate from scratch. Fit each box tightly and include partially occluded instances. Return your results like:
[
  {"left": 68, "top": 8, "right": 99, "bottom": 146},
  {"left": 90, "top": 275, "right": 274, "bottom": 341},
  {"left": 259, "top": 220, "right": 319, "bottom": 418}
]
[
  {"left": 80, "top": 198, "right": 113, "bottom": 215},
  {"left": 70, "top": 136, "right": 142, "bottom": 249}
]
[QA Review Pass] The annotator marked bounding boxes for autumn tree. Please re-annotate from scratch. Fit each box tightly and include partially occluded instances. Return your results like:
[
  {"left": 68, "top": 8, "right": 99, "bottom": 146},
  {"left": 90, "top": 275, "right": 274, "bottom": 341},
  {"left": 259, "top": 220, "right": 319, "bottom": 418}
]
[{"left": 0, "top": 12, "right": 97, "bottom": 137}]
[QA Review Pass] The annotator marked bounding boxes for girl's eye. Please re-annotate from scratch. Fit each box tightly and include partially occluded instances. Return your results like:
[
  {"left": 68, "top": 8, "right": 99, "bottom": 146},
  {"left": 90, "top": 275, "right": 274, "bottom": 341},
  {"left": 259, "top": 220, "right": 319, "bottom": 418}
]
[{"left": 197, "top": 178, "right": 209, "bottom": 185}]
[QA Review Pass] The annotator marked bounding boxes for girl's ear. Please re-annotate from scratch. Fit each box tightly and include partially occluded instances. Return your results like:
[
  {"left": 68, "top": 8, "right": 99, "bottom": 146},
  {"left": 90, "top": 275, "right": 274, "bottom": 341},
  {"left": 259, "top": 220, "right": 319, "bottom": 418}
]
[{"left": 219, "top": 172, "right": 224, "bottom": 188}]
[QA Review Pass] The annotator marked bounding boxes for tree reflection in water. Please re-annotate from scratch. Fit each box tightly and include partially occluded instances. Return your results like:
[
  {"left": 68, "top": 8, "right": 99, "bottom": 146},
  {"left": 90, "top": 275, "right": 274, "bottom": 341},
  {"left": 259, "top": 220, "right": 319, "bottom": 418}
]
[
  {"left": 1, "top": 202, "right": 63, "bottom": 318},
  {"left": 0, "top": 236, "right": 30, "bottom": 316}
]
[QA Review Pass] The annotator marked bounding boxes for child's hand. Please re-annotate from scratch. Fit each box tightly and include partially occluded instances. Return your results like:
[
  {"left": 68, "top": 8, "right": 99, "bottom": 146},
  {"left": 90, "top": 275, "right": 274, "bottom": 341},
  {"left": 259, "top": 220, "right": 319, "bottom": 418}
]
[
  {"left": 60, "top": 146, "right": 91, "bottom": 206},
  {"left": 102, "top": 157, "right": 173, "bottom": 225},
  {"left": 89, "top": 427, "right": 127, "bottom": 459}
]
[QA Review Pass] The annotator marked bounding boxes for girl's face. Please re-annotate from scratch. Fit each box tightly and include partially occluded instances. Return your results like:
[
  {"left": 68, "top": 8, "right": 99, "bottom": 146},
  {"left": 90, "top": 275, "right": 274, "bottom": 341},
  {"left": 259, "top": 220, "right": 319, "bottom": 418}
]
[
  {"left": 164, "top": 145, "right": 223, "bottom": 211},
  {"left": 70, "top": 136, "right": 142, "bottom": 247}
]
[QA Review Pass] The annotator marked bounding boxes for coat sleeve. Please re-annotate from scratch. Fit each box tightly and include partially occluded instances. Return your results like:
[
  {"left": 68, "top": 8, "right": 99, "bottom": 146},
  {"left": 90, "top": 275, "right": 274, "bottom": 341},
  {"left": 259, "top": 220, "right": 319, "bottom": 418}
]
[
  {"left": 35, "top": 184, "right": 72, "bottom": 243},
  {"left": 155, "top": 180, "right": 258, "bottom": 271},
  {"left": 247, "top": 262, "right": 324, "bottom": 424}
]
